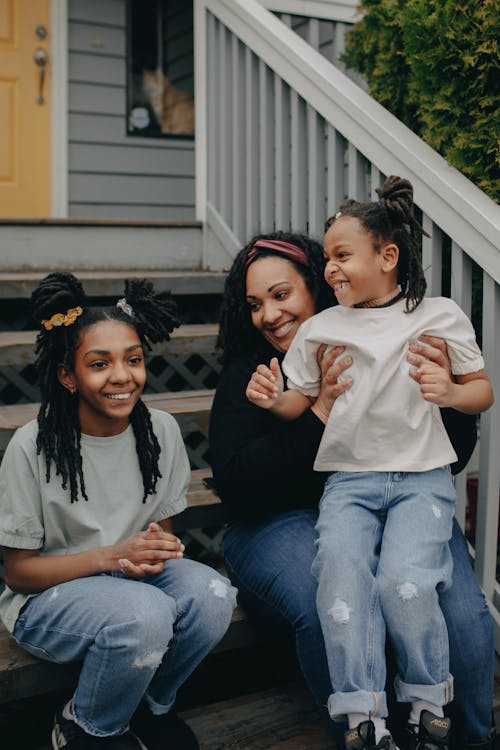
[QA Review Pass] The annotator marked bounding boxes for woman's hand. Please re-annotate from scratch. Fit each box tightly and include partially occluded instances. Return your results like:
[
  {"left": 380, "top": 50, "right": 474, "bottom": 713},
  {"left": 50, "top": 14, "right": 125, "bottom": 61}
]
[
  {"left": 311, "top": 345, "right": 353, "bottom": 424},
  {"left": 246, "top": 357, "right": 284, "bottom": 410},
  {"left": 408, "top": 335, "right": 454, "bottom": 406},
  {"left": 114, "top": 522, "right": 184, "bottom": 579},
  {"left": 407, "top": 335, "right": 452, "bottom": 376}
]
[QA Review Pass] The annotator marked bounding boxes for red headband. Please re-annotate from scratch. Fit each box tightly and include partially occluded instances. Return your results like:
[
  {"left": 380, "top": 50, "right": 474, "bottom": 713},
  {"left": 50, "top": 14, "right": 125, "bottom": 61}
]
[{"left": 244, "top": 239, "right": 309, "bottom": 270}]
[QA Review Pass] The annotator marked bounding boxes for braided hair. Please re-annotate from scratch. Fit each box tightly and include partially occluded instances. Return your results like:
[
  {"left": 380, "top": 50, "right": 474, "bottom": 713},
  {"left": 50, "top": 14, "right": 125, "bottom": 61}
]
[
  {"left": 217, "top": 232, "right": 333, "bottom": 362},
  {"left": 31, "top": 273, "right": 180, "bottom": 503},
  {"left": 325, "top": 175, "right": 427, "bottom": 312}
]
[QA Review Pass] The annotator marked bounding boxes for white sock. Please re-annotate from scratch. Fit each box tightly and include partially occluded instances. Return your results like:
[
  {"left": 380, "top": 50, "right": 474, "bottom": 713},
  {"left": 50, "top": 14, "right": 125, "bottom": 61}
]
[
  {"left": 348, "top": 714, "right": 388, "bottom": 743},
  {"left": 348, "top": 712, "right": 370, "bottom": 729},
  {"left": 372, "top": 717, "right": 389, "bottom": 744},
  {"left": 409, "top": 700, "right": 443, "bottom": 726},
  {"left": 62, "top": 700, "right": 75, "bottom": 721}
]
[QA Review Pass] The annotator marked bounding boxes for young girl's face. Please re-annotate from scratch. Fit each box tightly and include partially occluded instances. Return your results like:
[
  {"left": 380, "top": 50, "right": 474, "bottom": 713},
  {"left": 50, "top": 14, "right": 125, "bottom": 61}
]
[
  {"left": 324, "top": 215, "right": 397, "bottom": 307},
  {"left": 61, "top": 319, "right": 147, "bottom": 437}
]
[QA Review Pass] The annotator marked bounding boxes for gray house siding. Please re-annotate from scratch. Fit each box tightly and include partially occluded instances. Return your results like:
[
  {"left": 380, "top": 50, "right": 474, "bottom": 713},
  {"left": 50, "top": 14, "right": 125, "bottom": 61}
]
[{"left": 67, "top": 0, "right": 195, "bottom": 220}]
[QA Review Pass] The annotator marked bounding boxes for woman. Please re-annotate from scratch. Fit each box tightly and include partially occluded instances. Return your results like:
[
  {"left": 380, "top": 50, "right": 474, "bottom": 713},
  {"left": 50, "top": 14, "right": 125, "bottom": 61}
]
[{"left": 208, "top": 232, "right": 495, "bottom": 750}]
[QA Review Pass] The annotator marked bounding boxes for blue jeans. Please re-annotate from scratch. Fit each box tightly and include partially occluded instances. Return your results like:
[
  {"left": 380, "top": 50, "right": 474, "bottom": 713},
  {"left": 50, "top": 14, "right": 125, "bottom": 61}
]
[
  {"left": 312, "top": 469, "right": 455, "bottom": 721},
  {"left": 13, "top": 559, "right": 237, "bottom": 737},
  {"left": 222, "top": 508, "right": 494, "bottom": 747}
]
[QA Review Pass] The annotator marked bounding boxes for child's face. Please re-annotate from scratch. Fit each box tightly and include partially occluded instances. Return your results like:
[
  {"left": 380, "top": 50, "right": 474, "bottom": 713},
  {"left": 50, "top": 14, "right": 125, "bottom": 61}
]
[
  {"left": 61, "top": 320, "right": 147, "bottom": 437},
  {"left": 324, "top": 216, "right": 396, "bottom": 307}
]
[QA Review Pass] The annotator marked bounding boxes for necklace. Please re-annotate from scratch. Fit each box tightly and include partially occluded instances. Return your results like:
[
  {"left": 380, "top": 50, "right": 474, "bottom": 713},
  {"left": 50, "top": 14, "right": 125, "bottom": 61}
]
[{"left": 354, "top": 287, "right": 404, "bottom": 309}]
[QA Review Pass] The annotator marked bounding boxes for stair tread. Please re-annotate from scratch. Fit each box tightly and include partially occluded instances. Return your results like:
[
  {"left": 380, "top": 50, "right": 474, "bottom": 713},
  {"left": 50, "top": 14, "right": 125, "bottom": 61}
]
[
  {"left": 0, "top": 271, "right": 226, "bottom": 298},
  {"left": 0, "top": 389, "right": 215, "bottom": 431},
  {"left": 0, "top": 324, "right": 219, "bottom": 364}
]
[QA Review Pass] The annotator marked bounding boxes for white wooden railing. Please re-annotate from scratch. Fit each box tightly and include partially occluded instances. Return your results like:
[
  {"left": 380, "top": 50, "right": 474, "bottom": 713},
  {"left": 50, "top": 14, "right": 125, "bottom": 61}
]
[{"left": 194, "top": 0, "right": 500, "bottom": 648}]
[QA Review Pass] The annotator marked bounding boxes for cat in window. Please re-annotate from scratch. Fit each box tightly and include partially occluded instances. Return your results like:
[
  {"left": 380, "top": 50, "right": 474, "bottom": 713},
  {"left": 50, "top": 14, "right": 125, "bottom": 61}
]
[{"left": 142, "top": 68, "right": 195, "bottom": 136}]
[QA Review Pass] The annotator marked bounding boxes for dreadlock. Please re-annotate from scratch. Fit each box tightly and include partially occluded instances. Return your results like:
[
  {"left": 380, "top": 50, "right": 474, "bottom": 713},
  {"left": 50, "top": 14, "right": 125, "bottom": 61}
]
[
  {"left": 217, "top": 231, "right": 333, "bottom": 362},
  {"left": 325, "top": 175, "right": 428, "bottom": 312},
  {"left": 31, "top": 273, "right": 180, "bottom": 504}
]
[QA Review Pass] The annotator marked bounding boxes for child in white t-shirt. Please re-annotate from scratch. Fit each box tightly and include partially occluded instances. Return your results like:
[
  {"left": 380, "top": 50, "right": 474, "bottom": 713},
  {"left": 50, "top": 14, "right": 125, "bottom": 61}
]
[{"left": 246, "top": 176, "right": 493, "bottom": 750}]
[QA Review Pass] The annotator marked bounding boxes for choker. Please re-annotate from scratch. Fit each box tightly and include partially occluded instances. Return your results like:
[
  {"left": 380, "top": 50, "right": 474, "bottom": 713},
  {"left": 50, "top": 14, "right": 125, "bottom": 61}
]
[{"left": 353, "top": 288, "right": 404, "bottom": 309}]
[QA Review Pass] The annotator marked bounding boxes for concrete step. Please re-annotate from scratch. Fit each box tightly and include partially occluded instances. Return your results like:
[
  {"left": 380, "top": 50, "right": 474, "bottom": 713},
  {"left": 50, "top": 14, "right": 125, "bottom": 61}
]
[{"left": 0, "top": 219, "right": 206, "bottom": 272}]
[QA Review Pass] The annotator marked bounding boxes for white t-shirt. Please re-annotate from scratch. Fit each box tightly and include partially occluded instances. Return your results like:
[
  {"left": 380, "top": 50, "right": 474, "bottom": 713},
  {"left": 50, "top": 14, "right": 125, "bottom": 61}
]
[
  {"left": 283, "top": 297, "right": 484, "bottom": 473},
  {"left": 0, "top": 408, "right": 190, "bottom": 632}
]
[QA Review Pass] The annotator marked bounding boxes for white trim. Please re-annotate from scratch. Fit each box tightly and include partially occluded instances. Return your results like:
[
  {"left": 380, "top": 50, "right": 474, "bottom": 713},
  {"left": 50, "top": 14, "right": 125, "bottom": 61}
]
[
  {"left": 206, "top": 0, "right": 500, "bottom": 284},
  {"left": 194, "top": 0, "right": 207, "bottom": 222},
  {"left": 259, "top": 0, "right": 360, "bottom": 23},
  {"left": 206, "top": 201, "right": 241, "bottom": 256},
  {"left": 50, "top": 0, "right": 68, "bottom": 217}
]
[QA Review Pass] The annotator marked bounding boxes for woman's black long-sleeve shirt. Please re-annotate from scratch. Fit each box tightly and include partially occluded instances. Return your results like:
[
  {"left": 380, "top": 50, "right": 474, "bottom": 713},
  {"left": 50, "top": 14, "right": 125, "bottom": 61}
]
[{"left": 208, "top": 350, "right": 477, "bottom": 522}]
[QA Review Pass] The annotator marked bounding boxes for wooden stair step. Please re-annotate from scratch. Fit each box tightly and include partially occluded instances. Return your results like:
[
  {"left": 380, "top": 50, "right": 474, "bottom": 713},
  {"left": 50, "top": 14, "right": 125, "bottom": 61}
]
[
  {"left": 0, "top": 270, "right": 226, "bottom": 299},
  {"left": 0, "top": 606, "right": 254, "bottom": 705},
  {"left": 0, "top": 389, "right": 215, "bottom": 452},
  {"left": 181, "top": 684, "right": 333, "bottom": 750},
  {"left": 0, "top": 324, "right": 219, "bottom": 366}
]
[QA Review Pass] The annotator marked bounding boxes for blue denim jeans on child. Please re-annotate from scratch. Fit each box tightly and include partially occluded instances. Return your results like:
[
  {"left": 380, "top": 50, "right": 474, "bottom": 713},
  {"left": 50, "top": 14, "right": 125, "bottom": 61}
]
[
  {"left": 312, "top": 468, "right": 456, "bottom": 721},
  {"left": 222, "top": 507, "right": 493, "bottom": 746},
  {"left": 13, "top": 558, "right": 237, "bottom": 737}
]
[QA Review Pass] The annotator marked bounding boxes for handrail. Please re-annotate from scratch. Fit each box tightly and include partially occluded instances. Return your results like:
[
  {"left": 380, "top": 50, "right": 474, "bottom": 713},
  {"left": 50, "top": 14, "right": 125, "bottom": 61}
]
[{"left": 204, "top": 0, "right": 500, "bottom": 282}]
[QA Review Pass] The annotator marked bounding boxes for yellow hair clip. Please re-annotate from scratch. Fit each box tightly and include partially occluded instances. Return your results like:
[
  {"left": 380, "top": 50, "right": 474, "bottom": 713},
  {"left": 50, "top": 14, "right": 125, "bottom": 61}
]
[
  {"left": 335, "top": 211, "right": 343, "bottom": 219},
  {"left": 41, "top": 306, "right": 83, "bottom": 331}
]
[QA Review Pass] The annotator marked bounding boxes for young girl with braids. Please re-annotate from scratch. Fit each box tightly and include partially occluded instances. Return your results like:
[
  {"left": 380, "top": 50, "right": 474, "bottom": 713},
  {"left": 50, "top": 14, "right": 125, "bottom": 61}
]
[
  {"left": 0, "top": 273, "right": 236, "bottom": 750},
  {"left": 247, "top": 176, "right": 494, "bottom": 750}
]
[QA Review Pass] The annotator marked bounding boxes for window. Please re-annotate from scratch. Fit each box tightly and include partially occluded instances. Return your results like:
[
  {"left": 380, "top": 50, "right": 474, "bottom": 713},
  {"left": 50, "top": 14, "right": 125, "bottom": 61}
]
[{"left": 128, "top": 0, "right": 194, "bottom": 138}]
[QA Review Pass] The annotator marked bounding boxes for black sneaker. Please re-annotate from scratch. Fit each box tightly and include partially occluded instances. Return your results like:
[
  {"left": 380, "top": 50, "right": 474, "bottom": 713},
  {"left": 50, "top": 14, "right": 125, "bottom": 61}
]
[
  {"left": 345, "top": 721, "right": 399, "bottom": 750},
  {"left": 404, "top": 710, "right": 451, "bottom": 750},
  {"left": 52, "top": 708, "right": 147, "bottom": 750},
  {"left": 131, "top": 702, "right": 199, "bottom": 750}
]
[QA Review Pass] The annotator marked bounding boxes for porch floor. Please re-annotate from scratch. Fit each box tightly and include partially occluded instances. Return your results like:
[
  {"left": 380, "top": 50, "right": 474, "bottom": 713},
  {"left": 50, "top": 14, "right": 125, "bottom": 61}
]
[{"left": 3, "top": 665, "right": 499, "bottom": 748}]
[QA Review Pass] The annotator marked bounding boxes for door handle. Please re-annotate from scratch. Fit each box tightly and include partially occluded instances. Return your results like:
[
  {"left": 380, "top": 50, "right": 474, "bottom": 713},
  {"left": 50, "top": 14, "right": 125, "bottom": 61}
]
[{"left": 34, "top": 47, "right": 48, "bottom": 105}]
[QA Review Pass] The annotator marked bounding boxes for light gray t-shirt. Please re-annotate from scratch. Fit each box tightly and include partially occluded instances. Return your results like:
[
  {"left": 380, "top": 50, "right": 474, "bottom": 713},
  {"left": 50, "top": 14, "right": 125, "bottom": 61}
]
[{"left": 0, "top": 408, "right": 190, "bottom": 632}]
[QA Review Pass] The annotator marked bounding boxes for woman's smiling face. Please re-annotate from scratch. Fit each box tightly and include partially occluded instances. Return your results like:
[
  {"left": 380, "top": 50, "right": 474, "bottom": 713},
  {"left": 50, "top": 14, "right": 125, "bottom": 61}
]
[{"left": 245, "top": 256, "right": 316, "bottom": 353}]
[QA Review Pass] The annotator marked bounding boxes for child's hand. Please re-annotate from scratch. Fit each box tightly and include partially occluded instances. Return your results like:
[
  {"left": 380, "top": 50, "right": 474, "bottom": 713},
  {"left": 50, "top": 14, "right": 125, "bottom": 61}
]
[
  {"left": 114, "top": 523, "right": 184, "bottom": 578},
  {"left": 410, "top": 360, "right": 455, "bottom": 407},
  {"left": 246, "top": 357, "right": 284, "bottom": 410}
]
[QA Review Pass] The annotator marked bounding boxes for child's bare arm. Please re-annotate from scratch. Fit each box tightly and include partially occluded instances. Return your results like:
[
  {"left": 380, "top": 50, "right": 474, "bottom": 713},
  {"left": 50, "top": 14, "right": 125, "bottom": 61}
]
[
  {"left": 2, "top": 523, "right": 185, "bottom": 592},
  {"left": 246, "top": 356, "right": 312, "bottom": 420},
  {"left": 417, "top": 363, "right": 494, "bottom": 414}
]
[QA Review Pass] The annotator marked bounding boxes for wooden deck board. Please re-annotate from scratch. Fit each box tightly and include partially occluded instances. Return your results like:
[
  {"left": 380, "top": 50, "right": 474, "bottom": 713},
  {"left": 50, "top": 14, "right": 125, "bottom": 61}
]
[
  {"left": 181, "top": 685, "right": 334, "bottom": 750},
  {"left": 0, "top": 389, "right": 215, "bottom": 452},
  {"left": 0, "top": 324, "right": 219, "bottom": 366},
  {"left": 0, "top": 271, "right": 226, "bottom": 299}
]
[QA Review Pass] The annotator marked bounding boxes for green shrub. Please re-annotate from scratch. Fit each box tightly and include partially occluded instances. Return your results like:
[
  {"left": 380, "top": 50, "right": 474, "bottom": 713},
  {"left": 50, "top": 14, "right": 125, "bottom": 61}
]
[{"left": 343, "top": 0, "right": 500, "bottom": 202}]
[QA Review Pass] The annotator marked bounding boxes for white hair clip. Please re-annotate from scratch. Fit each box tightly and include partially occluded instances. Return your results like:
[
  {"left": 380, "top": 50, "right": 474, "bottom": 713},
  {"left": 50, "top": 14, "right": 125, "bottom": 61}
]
[{"left": 116, "top": 298, "right": 134, "bottom": 317}]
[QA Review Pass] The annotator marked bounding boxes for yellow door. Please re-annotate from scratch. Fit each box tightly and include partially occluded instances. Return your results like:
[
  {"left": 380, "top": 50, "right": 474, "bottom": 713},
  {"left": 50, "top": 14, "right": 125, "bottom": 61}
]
[{"left": 0, "top": 0, "right": 51, "bottom": 217}]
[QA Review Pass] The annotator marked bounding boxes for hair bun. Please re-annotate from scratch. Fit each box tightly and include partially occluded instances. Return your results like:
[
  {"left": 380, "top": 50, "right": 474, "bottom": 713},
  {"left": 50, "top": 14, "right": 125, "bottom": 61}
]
[
  {"left": 376, "top": 175, "right": 413, "bottom": 223},
  {"left": 123, "top": 278, "right": 179, "bottom": 343},
  {"left": 31, "top": 272, "right": 86, "bottom": 325}
]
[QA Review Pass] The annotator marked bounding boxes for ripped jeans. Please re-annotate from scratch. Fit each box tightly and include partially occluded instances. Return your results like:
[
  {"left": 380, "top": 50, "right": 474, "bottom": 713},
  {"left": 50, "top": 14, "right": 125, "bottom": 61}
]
[
  {"left": 312, "top": 468, "right": 456, "bottom": 722},
  {"left": 13, "top": 559, "right": 237, "bottom": 737}
]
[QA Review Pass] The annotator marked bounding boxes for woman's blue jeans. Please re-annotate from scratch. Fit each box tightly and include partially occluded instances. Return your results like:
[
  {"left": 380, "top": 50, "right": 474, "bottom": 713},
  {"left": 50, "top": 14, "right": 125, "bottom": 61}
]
[
  {"left": 13, "top": 559, "right": 237, "bottom": 737},
  {"left": 312, "top": 469, "right": 456, "bottom": 721},
  {"left": 222, "top": 508, "right": 494, "bottom": 748}
]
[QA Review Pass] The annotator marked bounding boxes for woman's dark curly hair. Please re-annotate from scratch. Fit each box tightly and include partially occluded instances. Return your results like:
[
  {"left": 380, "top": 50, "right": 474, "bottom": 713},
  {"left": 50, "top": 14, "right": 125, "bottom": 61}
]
[
  {"left": 217, "top": 232, "right": 333, "bottom": 362},
  {"left": 31, "top": 272, "right": 180, "bottom": 503},
  {"left": 325, "top": 175, "right": 427, "bottom": 312}
]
